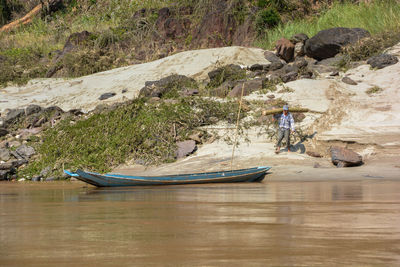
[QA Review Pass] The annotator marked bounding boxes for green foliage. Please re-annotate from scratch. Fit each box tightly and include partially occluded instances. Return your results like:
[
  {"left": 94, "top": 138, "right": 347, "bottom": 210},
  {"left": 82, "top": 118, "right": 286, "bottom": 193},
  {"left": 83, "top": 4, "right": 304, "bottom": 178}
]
[
  {"left": 366, "top": 86, "right": 383, "bottom": 95},
  {"left": 255, "top": 7, "right": 280, "bottom": 34},
  {"left": 256, "top": 0, "right": 268, "bottom": 8},
  {"left": 255, "top": 0, "right": 400, "bottom": 49},
  {"left": 61, "top": 48, "right": 116, "bottom": 77},
  {"left": 20, "top": 97, "right": 243, "bottom": 177},
  {"left": 0, "top": 46, "right": 48, "bottom": 87},
  {"left": 231, "top": 0, "right": 248, "bottom": 25}
]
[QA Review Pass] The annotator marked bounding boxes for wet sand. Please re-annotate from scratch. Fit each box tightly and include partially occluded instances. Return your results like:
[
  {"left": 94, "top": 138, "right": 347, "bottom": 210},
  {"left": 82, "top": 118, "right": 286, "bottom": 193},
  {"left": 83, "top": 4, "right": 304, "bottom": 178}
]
[{"left": 1, "top": 176, "right": 400, "bottom": 266}]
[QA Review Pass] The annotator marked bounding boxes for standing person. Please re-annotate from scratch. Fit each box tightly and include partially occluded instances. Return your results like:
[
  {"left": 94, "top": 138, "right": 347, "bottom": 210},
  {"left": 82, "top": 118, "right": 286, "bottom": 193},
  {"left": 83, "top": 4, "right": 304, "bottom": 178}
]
[{"left": 274, "top": 105, "right": 295, "bottom": 154}]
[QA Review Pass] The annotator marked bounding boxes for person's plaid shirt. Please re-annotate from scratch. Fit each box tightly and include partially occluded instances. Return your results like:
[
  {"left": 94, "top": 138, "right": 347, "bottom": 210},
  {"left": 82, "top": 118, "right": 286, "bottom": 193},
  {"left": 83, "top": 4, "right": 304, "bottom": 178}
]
[{"left": 278, "top": 112, "right": 295, "bottom": 131}]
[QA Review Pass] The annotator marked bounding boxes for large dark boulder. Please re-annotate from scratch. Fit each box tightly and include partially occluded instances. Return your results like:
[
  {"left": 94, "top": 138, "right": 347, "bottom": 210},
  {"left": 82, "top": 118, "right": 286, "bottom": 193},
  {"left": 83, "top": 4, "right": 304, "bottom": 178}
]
[
  {"left": 305, "top": 27, "right": 370, "bottom": 60},
  {"left": 330, "top": 146, "right": 363, "bottom": 168},
  {"left": 367, "top": 54, "right": 399, "bottom": 69}
]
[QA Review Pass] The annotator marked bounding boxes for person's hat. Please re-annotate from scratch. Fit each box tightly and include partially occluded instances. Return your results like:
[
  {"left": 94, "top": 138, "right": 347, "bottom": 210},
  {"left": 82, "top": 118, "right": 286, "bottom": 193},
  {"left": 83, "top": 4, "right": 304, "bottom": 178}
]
[{"left": 283, "top": 105, "right": 289, "bottom": 110}]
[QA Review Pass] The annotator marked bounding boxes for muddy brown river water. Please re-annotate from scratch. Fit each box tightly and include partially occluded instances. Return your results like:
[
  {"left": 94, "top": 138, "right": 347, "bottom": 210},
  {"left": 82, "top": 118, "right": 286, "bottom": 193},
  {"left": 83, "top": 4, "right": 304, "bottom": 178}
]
[{"left": 1, "top": 179, "right": 400, "bottom": 266}]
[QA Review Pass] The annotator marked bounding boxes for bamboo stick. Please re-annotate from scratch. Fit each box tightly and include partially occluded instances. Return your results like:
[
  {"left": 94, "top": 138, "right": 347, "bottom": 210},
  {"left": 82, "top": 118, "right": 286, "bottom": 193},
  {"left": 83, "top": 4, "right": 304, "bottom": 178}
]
[
  {"left": 230, "top": 83, "right": 245, "bottom": 170},
  {"left": 262, "top": 107, "right": 310, "bottom": 116}
]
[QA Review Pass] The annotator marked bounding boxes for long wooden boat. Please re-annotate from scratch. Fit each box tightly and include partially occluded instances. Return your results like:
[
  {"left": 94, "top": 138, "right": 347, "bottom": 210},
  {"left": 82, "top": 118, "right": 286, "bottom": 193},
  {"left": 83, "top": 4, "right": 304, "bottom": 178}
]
[{"left": 63, "top": 166, "right": 270, "bottom": 187}]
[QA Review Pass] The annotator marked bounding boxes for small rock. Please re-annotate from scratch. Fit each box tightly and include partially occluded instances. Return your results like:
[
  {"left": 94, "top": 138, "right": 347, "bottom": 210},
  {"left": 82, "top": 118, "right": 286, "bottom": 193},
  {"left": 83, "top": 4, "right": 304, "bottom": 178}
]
[
  {"left": 0, "top": 162, "right": 13, "bottom": 170},
  {"left": 68, "top": 109, "right": 84, "bottom": 116},
  {"left": 148, "top": 97, "right": 161, "bottom": 103},
  {"left": 25, "top": 104, "right": 42, "bottom": 116},
  {"left": 5, "top": 109, "right": 25, "bottom": 124},
  {"left": 0, "top": 118, "right": 5, "bottom": 128},
  {"left": 189, "top": 132, "right": 203, "bottom": 144},
  {"left": 267, "top": 94, "right": 275, "bottom": 99},
  {"left": 293, "top": 57, "right": 308, "bottom": 69},
  {"left": 330, "top": 146, "right": 363, "bottom": 167},
  {"left": 313, "top": 162, "right": 321, "bottom": 168},
  {"left": 330, "top": 70, "right": 339, "bottom": 76},
  {"left": 15, "top": 145, "right": 36, "bottom": 159},
  {"left": 342, "top": 77, "right": 357, "bottom": 85},
  {"left": 264, "top": 51, "right": 282, "bottom": 63},
  {"left": 307, "top": 151, "right": 322, "bottom": 158},
  {"left": 175, "top": 140, "right": 197, "bottom": 159},
  {"left": 367, "top": 54, "right": 399, "bottom": 69},
  {"left": 0, "top": 128, "right": 8, "bottom": 137},
  {"left": 99, "top": 92, "right": 116, "bottom": 100},
  {"left": 10, "top": 151, "right": 24, "bottom": 160},
  {"left": 31, "top": 176, "right": 41, "bottom": 182},
  {"left": 11, "top": 159, "right": 28, "bottom": 168},
  {"left": 122, "top": 89, "right": 127, "bottom": 93},
  {"left": 45, "top": 177, "right": 57, "bottom": 181},
  {"left": 0, "top": 148, "right": 10, "bottom": 161},
  {"left": 249, "top": 64, "right": 264, "bottom": 71},
  {"left": 180, "top": 88, "right": 199, "bottom": 97},
  {"left": 294, "top": 43, "right": 305, "bottom": 58},
  {"left": 290, "top": 33, "right": 309, "bottom": 44},
  {"left": 8, "top": 140, "right": 21, "bottom": 148},
  {"left": 281, "top": 71, "right": 298, "bottom": 83},
  {"left": 269, "top": 61, "right": 284, "bottom": 71},
  {"left": 40, "top": 166, "right": 51, "bottom": 177},
  {"left": 18, "top": 178, "right": 26, "bottom": 182},
  {"left": 0, "top": 170, "right": 9, "bottom": 180},
  {"left": 134, "top": 159, "right": 146, "bottom": 165}
]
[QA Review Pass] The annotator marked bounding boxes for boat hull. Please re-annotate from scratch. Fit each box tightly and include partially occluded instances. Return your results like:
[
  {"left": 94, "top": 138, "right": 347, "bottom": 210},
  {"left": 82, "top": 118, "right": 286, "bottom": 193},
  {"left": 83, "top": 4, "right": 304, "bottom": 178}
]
[{"left": 64, "top": 166, "right": 270, "bottom": 187}]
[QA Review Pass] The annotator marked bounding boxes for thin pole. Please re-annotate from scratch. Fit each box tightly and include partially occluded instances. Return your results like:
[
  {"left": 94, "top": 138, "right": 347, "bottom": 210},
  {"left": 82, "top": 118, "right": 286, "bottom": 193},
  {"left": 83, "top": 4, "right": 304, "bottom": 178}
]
[{"left": 230, "top": 82, "right": 245, "bottom": 170}]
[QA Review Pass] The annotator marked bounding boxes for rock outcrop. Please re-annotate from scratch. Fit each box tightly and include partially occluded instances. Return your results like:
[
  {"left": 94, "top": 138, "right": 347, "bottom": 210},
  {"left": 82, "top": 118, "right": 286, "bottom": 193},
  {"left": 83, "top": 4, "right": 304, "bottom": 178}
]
[{"left": 305, "top": 27, "right": 370, "bottom": 60}]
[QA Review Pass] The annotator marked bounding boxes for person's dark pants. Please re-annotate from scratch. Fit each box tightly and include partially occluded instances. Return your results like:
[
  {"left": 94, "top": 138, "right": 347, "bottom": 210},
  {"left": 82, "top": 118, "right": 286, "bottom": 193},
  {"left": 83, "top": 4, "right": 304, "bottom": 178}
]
[{"left": 276, "top": 128, "right": 290, "bottom": 150}]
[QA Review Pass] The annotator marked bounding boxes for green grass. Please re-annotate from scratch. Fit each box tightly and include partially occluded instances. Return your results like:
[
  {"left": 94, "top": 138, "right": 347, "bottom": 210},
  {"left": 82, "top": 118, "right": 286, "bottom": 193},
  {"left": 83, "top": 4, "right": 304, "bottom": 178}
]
[
  {"left": 255, "top": 0, "right": 400, "bottom": 49},
  {"left": 20, "top": 97, "right": 242, "bottom": 178}
]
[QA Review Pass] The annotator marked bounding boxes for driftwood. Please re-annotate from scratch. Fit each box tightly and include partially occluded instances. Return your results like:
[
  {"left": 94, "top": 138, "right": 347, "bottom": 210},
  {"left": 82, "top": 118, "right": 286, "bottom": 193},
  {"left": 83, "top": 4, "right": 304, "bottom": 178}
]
[
  {"left": 0, "top": 4, "right": 42, "bottom": 32},
  {"left": 262, "top": 107, "right": 310, "bottom": 116}
]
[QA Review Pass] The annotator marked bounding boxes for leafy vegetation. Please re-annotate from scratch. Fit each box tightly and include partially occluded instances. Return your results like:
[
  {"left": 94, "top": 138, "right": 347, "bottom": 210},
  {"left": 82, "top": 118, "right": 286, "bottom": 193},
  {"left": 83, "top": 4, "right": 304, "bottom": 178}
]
[
  {"left": 366, "top": 86, "right": 383, "bottom": 95},
  {"left": 20, "top": 97, "right": 243, "bottom": 177},
  {"left": 255, "top": 7, "right": 281, "bottom": 34}
]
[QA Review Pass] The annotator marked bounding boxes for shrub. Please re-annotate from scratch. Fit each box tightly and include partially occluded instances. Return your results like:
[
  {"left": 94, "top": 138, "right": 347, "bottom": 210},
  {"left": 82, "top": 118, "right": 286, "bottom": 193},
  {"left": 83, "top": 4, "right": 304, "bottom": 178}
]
[
  {"left": 20, "top": 97, "right": 244, "bottom": 177},
  {"left": 256, "top": 7, "right": 280, "bottom": 34}
]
